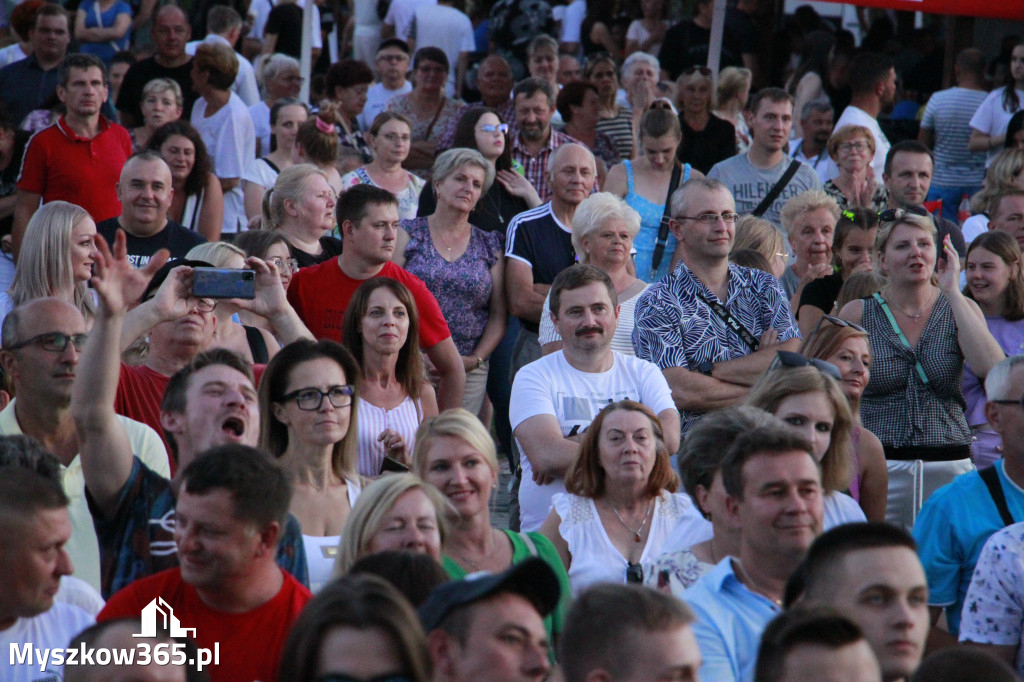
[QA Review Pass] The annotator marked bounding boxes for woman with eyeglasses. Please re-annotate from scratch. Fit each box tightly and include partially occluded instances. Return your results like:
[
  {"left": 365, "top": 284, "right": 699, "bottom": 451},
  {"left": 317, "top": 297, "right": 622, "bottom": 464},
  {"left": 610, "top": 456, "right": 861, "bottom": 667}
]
[
  {"left": 747, "top": 355, "right": 868, "bottom": 528},
  {"left": 259, "top": 339, "right": 363, "bottom": 591},
  {"left": 412, "top": 408, "right": 572, "bottom": 643},
  {"left": 962, "top": 231, "right": 1024, "bottom": 468},
  {"left": 148, "top": 120, "right": 225, "bottom": 242},
  {"left": 185, "top": 241, "right": 280, "bottom": 363},
  {"left": 823, "top": 125, "right": 888, "bottom": 213},
  {"left": 675, "top": 65, "right": 736, "bottom": 175},
  {"left": 969, "top": 40, "right": 1024, "bottom": 167},
  {"left": 278, "top": 573, "right": 431, "bottom": 682},
  {"left": 343, "top": 278, "right": 438, "bottom": 477},
  {"left": 395, "top": 148, "right": 504, "bottom": 416},
  {"left": 340, "top": 112, "right": 424, "bottom": 221},
  {"left": 778, "top": 190, "right": 840, "bottom": 314},
  {"left": 796, "top": 208, "right": 879, "bottom": 339},
  {"left": 838, "top": 209, "right": 1005, "bottom": 529},
  {"left": 387, "top": 47, "right": 467, "bottom": 178},
  {"left": 586, "top": 54, "right": 635, "bottom": 161},
  {"left": 801, "top": 318, "right": 888, "bottom": 522},
  {"left": 962, "top": 148, "right": 1024, "bottom": 243},
  {"left": 243, "top": 98, "right": 309, "bottom": 222},
  {"left": 234, "top": 230, "right": 297, "bottom": 292},
  {"left": 539, "top": 400, "right": 709, "bottom": 596},
  {"left": 262, "top": 164, "right": 342, "bottom": 270}
]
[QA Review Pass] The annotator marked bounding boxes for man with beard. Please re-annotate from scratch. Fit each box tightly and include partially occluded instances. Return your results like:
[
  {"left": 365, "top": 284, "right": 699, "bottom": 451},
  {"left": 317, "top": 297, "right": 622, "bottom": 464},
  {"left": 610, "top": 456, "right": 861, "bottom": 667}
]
[
  {"left": 789, "top": 99, "right": 834, "bottom": 184},
  {"left": 510, "top": 264, "right": 679, "bottom": 531},
  {"left": 510, "top": 77, "right": 580, "bottom": 202},
  {"left": 824, "top": 53, "right": 896, "bottom": 182}
]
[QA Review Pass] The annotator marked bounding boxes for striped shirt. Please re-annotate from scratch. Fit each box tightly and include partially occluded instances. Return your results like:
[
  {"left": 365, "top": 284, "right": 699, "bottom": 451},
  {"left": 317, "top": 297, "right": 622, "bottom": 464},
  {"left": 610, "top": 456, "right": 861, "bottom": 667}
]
[
  {"left": 596, "top": 106, "right": 634, "bottom": 160},
  {"left": 511, "top": 128, "right": 581, "bottom": 203},
  {"left": 356, "top": 395, "right": 423, "bottom": 477},
  {"left": 921, "top": 87, "right": 988, "bottom": 188}
]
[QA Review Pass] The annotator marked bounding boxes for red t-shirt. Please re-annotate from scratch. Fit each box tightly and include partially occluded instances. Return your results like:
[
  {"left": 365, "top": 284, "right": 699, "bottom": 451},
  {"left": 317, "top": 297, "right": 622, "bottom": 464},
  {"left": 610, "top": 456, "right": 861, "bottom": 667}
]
[
  {"left": 98, "top": 567, "right": 310, "bottom": 682},
  {"left": 287, "top": 258, "right": 451, "bottom": 348},
  {"left": 17, "top": 115, "right": 132, "bottom": 223}
]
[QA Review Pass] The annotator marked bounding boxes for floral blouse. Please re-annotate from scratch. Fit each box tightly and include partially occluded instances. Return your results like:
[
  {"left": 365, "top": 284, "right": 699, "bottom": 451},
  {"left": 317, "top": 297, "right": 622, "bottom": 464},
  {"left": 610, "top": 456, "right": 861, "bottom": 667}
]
[{"left": 341, "top": 167, "right": 424, "bottom": 220}]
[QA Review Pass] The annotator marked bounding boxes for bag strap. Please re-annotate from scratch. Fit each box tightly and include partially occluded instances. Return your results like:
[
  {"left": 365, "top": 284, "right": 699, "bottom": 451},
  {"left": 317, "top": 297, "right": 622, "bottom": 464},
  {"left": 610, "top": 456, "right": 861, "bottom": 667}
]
[
  {"left": 423, "top": 98, "right": 446, "bottom": 141},
  {"left": 694, "top": 291, "right": 759, "bottom": 353},
  {"left": 651, "top": 162, "right": 684, "bottom": 275},
  {"left": 518, "top": 531, "right": 539, "bottom": 557},
  {"left": 980, "top": 465, "right": 1016, "bottom": 527},
  {"left": 751, "top": 159, "right": 801, "bottom": 218},
  {"left": 871, "top": 293, "right": 930, "bottom": 385}
]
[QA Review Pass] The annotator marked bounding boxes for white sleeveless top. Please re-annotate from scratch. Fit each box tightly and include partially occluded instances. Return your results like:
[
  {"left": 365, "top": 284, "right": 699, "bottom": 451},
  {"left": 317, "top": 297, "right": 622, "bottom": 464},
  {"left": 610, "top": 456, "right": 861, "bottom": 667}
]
[
  {"left": 553, "top": 491, "right": 712, "bottom": 596},
  {"left": 302, "top": 477, "right": 362, "bottom": 592},
  {"left": 355, "top": 395, "right": 422, "bottom": 477},
  {"left": 824, "top": 490, "right": 867, "bottom": 530}
]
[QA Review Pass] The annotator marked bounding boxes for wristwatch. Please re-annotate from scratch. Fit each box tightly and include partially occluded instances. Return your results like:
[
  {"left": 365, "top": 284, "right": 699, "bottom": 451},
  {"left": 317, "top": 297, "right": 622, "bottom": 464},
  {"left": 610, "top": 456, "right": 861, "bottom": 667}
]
[{"left": 696, "top": 360, "right": 715, "bottom": 377}]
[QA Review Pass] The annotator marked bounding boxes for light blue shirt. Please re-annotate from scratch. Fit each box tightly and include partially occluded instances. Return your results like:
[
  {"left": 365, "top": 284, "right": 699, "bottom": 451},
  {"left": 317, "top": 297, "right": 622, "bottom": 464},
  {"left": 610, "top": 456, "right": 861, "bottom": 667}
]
[{"left": 684, "top": 557, "right": 781, "bottom": 682}]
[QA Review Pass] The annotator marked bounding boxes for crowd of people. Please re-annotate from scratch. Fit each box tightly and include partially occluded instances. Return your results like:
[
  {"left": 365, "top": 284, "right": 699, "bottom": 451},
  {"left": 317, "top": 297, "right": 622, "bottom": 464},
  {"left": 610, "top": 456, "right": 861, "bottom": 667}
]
[{"left": 4, "top": 1, "right": 1024, "bottom": 681}]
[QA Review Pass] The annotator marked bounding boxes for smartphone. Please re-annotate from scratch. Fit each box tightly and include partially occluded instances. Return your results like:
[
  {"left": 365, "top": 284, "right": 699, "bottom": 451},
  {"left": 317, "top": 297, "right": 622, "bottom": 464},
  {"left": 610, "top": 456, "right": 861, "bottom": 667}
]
[
  {"left": 379, "top": 456, "right": 410, "bottom": 475},
  {"left": 191, "top": 268, "right": 256, "bottom": 299}
]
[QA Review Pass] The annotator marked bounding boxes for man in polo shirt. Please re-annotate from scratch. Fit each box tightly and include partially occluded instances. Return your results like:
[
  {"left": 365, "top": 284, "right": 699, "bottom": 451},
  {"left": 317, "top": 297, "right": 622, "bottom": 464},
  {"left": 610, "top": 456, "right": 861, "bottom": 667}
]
[
  {"left": 287, "top": 184, "right": 466, "bottom": 410},
  {"left": 97, "top": 152, "right": 206, "bottom": 268},
  {"left": 0, "top": 3, "right": 70, "bottom": 129},
  {"left": 13, "top": 52, "right": 131, "bottom": 256},
  {"left": 510, "top": 77, "right": 580, "bottom": 202},
  {"left": 632, "top": 178, "right": 800, "bottom": 436}
]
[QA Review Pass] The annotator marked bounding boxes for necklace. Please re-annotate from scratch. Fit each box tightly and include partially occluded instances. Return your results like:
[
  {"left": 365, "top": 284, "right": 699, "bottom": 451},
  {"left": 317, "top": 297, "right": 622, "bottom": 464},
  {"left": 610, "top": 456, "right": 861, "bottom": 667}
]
[
  {"left": 450, "top": 529, "right": 504, "bottom": 572},
  {"left": 429, "top": 220, "right": 467, "bottom": 259},
  {"left": 885, "top": 287, "right": 936, "bottom": 319},
  {"left": 609, "top": 499, "right": 654, "bottom": 543},
  {"left": 735, "top": 560, "right": 783, "bottom": 606}
]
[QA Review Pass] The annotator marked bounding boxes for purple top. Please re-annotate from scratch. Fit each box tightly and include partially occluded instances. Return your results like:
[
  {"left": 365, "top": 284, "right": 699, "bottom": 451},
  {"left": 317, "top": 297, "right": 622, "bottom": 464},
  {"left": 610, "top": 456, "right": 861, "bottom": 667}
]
[
  {"left": 400, "top": 217, "right": 503, "bottom": 356},
  {"left": 963, "top": 315, "right": 1024, "bottom": 426}
]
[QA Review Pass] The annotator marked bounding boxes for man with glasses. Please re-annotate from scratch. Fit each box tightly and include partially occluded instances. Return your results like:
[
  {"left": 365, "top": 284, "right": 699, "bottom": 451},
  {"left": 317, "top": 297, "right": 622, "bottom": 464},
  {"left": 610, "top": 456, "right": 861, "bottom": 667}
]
[
  {"left": 709, "top": 88, "right": 822, "bottom": 229},
  {"left": 359, "top": 39, "right": 412, "bottom": 130},
  {"left": 633, "top": 177, "right": 800, "bottom": 436},
  {"left": 987, "top": 189, "right": 1024, "bottom": 251},
  {"left": 913, "top": 355, "right": 1024, "bottom": 645},
  {"left": 73, "top": 232, "right": 308, "bottom": 598},
  {"left": 0, "top": 297, "right": 169, "bottom": 594},
  {"left": 97, "top": 151, "right": 206, "bottom": 269}
]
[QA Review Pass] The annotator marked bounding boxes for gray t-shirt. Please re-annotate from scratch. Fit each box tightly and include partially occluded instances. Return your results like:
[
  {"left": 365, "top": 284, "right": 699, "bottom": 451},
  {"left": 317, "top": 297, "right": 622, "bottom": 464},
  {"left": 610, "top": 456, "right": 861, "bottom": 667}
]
[{"left": 708, "top": 153, "right": 822, "bottom": 228}]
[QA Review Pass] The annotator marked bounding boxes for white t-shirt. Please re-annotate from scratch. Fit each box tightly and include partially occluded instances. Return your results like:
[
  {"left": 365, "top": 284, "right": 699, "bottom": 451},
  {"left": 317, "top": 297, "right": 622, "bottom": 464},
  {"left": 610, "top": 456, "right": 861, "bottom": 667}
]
[
  {"left": 186, "top": 35, "right": 260, "bottom": 107},
  {"left": 242, "top": 156, "right": 280, "bottom": 191},
  {"left": 0, "top": 602, "right": 95, "bottom": 682},
  {"left": 191, "top": 92, "right": 256, "bottom": 234},
  {"left": 962, "top": 213, "right": 989, "bottom": 245},
  {"left": 510, "top": 350, "right": 678, "bottom": 531},
  {"left": 383, "top": 0, "right": 436, "bottom": 40},
  {"left": 409, "top": 5, "right": 475, "bottom": 97},
  {"left": 55, "top": 576, "right": 105, "bottom": 616},
  {"left": 248, "top": 0, "right": 322, "bottom": 48},
  {"left": 359, "top": 81, "right": 412, "bottom": 130},
  {"left": 249, "top": 100, "right": 271, "bottom": 157},
  {"left": 824, "top": 105, "right": 890, "bottom": 181},
  {"left": 970, "top": 87, "right": 1024, "bottom": 167},
  {"left": 625, "top": 19, "right": 669, "bottom": 57},
  {"left": 824, "top": 491, "right": 867, "bottom": 530},
  {"left": 560, "top": 0, "right": 586, "bottom": 43}
]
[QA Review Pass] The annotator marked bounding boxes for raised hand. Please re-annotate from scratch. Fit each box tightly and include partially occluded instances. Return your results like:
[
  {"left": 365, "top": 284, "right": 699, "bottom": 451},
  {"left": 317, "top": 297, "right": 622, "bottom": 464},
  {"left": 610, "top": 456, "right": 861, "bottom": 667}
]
[
  {"left": 936, "top": 234, "right": 961, "bottom": 296},
  {"left": 91, "top": 231, "right": 170, "bottom": 315}
]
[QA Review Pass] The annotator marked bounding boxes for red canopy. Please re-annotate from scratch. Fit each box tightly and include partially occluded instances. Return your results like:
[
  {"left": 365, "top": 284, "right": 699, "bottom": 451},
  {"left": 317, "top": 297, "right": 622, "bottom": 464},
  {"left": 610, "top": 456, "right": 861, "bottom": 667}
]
[{"left": 814, "top": 0, "right": 1023, "bottom": 21}]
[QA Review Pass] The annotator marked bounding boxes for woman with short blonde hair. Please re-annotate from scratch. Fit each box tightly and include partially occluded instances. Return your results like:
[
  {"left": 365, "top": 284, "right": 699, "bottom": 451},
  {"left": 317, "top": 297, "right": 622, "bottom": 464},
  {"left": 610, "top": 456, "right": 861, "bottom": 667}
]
[{"left": 261, "top": 163, "right": 342, "bottom": 269}]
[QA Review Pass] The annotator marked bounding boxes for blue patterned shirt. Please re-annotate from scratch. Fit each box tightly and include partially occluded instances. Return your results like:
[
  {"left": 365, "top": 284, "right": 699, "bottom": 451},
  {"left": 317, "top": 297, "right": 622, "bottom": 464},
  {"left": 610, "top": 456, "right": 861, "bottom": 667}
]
[{"left": 632, "top": 261, "right": 799, "bottom": 434}]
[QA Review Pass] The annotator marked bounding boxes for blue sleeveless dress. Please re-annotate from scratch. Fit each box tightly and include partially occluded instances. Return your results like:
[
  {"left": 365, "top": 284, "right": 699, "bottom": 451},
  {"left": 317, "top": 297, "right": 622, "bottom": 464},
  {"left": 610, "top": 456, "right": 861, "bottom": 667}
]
[{"left": 625, "top": 160, "right": 690, "bottom": 281}]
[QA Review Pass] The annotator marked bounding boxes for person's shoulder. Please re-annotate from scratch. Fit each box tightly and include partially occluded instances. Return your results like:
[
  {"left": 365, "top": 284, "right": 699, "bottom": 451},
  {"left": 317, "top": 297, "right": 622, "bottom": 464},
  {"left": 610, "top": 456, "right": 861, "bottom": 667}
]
[
  {"left": 101, "top": 568, "right": 183, "bottom": 617},
  {"left": 95, "top": 216, "right": 121, "bottom": 238}
]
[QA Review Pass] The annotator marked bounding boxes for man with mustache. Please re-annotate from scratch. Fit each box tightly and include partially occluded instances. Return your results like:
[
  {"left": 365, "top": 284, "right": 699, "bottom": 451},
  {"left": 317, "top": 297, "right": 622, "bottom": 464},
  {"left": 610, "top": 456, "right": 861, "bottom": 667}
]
[
  {"left": 97, "top": 151, "right": 207, "bottom": 269},
  {"left": 511, "top": 264, "right": 679, "bottom": 531}
]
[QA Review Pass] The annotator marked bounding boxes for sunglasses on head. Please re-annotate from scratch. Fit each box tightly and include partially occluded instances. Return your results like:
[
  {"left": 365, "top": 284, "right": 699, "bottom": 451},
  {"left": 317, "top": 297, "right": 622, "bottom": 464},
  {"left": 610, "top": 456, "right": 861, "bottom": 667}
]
[
  {"left": 768, "top": 350, "right": 843, "bottom": 381},
  {"left": 878, "top": 206, "right": 929, "bottom": 222},
  {"left": 809, "top": 314, "right": 867, "bottom": 339}
]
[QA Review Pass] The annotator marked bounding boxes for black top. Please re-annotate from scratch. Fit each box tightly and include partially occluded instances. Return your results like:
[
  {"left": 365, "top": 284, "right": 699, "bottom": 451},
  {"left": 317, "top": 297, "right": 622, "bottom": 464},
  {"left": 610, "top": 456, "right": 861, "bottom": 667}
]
[
  {"left": 289, "top": 236, "right": 344, "bottom": 270},
  {"left": 798, "top": 271, "right": 843, "bottom": 316},
  {"left": 96, "top": 217, "right": 207, "bottom": 269},
  {"left": 0, "top": 129, "right": 29, "bottom": 236},
  {"left": 116, "top": 57, "right": 199, "bottom": 125},
  {"left": 417, "top": 179, "right": 528, "bottom": 237},
  {"left": 658, "top": 21, "right": 742, "bottom": 81},
  {"left": 677, "top": 115, "right": 737, "bottom": 175},
  {"left": 265, "top": 4, "right": 303, "bottom": 59}
]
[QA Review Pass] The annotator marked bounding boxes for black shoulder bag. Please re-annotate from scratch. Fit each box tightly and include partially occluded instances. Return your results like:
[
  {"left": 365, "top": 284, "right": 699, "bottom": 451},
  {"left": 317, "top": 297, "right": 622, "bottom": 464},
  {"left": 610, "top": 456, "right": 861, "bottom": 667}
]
[
  {"left": 980, "top": 465, "right": 1016, "bottom": 527},
  {"left": 751, "top": 160, "right": 801, "bottom": 218},
  {"left": 650, "top": 162, "right": 683, "bottom": 277}
]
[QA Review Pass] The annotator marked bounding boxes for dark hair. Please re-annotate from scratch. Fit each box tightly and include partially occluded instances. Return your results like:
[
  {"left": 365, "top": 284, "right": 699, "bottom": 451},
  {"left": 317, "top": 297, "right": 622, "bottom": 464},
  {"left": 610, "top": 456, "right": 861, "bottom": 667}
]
[
  {"left": 0, "top": 442, "right": 70, "bottom": 522},
  {"left": 270, "top": 97, "right": 308, "bottom": 126},
  {"left": 194, "top": 42, "right": 238, "bottom": 90},
  {"left": 341, "top": 278, "right": 424, "bottom": 412},
  {"left": 638, "top": 106, "right": 682, "bottom": 142},
  {"left": 755, "top": 608, "right": 867, "bottom": 682},
  {"left": 1003, "top": 41, "right": 1024, "bottom": 115},
  {"left": 719, "top": 422, "right": 815, "bottom": 499},
  {"left": 965, "top": 230, "right": 1024, "bottom": 320},
  {"left": 10, "top": 0, "right": 45, "bottom": 42},
  {"left": 955, "top": 47, "right": 985, "bottom": 80},
  {"left": 748, "top": 87, "right": 794, "bottom": 115},
  {"left": 33, "top": 3, "right": 68, "bottom": 32},
  {"left": 788, "top": 31, "right": 835, "bottom": 97},
  {"left": 278, "top": 573, "right": 431, "bottom": 682},
  {"left": 513, "top": 76, "right": 556, "bottom": 108},
  {"left": 832, "top": 207, "right": 878, "bottom": 272},
  {"left": 147, "top": 120, "right": 214, "bottom": 198},
  {"left": 730, "top": 248, "right": 773, "bottom": 274},
  {"left": 0, "top": 435, "right": 63, "bottom": 485},
  {"left": 233, "top": 229, "right": 289, "bottom": 260},
  {"left": 296, "top": 101, "right": 342, "bottom": 165},
  {"left": 1006, "top": 111, "right": 1024, "bottom": 149},
  {"left": 549, "top": 263, "right": 617, "bottom": 319},
  {"left": 556, "top": 81, "right": 599, "bottom": 123},
  {"left": 560, "top": 583, "right": 695, "bottom": 682},
  {"left": 326, "top": 59, "right": 375, "bottom": 96},
  {"left": 336, "top": 183, "right": 399, "bottom": 227},
  {"left": 66, "top": 619, "right": 208, "bottom": 682},
  {"left": 847, "top": 52, "right": 895, "bottom": 96},
  {"left": 348, "top": 550, "right": 449, "bottom": 607},
  {"left": 378, "top": 38, "right": 410, "bottom": 55},
  {"left": 176, "top": 444, "right": 292, "bottom": 532},
  {"left": 59, "top": 53, "right": 107, "bottom": 88},
  {"left": 0, "top": 100, "right": 12, "bottom": 132},
  {"left": 161, "top": 348, "right": 254, "bottom": 460},
  {"left": 259, "top": 339, "right": 362, "bottom": 479},
  {"left": 452, "top": 107, "right": 514, "bottom": 172},
  {"left": 110, "top": 50, "right": 136, "bottom": 69},
  {"left": 793, "top": 522, "right": 917, "bottom": 606},
  {"left": 883, "top": 139, "right": 933, "bottom": 177},
  {"left": 412, "top": 46, "right": 449, "bottom": 72},
  {"left": 911, "top": 647, "right": 1018, "bottom": 682}
]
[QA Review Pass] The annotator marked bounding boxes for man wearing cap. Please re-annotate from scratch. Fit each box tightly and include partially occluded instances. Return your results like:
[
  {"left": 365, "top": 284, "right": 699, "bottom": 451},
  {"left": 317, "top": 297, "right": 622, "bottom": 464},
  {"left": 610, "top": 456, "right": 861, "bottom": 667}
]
[{"left": 421, "top": 557, "right": 559, "bottom": 682}]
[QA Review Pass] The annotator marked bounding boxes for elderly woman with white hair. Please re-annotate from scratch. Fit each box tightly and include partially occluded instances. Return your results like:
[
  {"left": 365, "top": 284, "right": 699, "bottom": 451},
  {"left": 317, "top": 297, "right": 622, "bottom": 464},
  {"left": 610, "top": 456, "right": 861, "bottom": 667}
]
[
  {"left": 538, "top": 192, "right": 647, "bottom": 356},
  {"left": 778, "top": 189, "right": 841, "bottom": 311},
  {"left": 250, "top": 53, "right": 303, "bottom": 156},
  {"left": 395, "top": 148, "right": 505, "bottom": 415}
]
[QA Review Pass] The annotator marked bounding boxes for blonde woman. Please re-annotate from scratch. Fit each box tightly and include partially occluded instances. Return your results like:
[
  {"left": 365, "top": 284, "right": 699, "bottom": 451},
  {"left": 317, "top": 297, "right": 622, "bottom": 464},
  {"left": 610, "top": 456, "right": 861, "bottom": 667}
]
[
  {"left": 261, "top": 163, "right": 342, "bottom": 269},
  {"left": 963, "top": 148, "right": 1024, "bottom": 242},
  {"left": 185, "top": 241, "right": 279, "bottom": 363},
  {"left": 714, "top": 67, "right": 752, "bottom": 153},
  {"left": 333, "top": 473, "right": 448, "bottom": 576},
  {"left": 1, "top": 201, "right": 99, "bottom": 329},
  {"left": 732, "top": 215, "right": 788, "bottom": 280},
  {"left": 131, "top": 78, "right": 182, "bottom": 151}
]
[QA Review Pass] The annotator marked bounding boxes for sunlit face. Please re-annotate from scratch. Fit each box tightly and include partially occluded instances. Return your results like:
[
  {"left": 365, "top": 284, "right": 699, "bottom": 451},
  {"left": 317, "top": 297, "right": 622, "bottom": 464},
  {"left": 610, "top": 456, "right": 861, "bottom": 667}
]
[
  {"left": 273, "top": 357, "right": 352, "bottom": 448},
  {"left": 117, "top": 158, "right": 174, "bottom": 229},
  {"left": 435, "top": 163, "right": 485, "bottom": 214},
  {"left": 553, "top": 281, "right": 618, "bottom": 354},
  {"left": 642, "top": 132, "right": 681, "bottom": 172},
  {"left": 774, "top": 390, "right": 835, "bottom": 463},
  {"left": 966, "top": 245, "right": 1018, "bottom": 311},
  {"left": 70, "top": 216, "right": 99, "bottom": 282},
  {"left": 316, "top": 627, "right": 409, "bottom": 680},
  {"left": 549, "top": 146, "right": 596, "bottom": 206},
  {"left": 4, "top": 300, "right": 87, "bottom": 407},
  {"left": 271, "top": 103, "right": 308, "bottom": 153},
  {"left": 174, "top": 488, "right": 264, "bottom": 590},
  {"left": 878, "top": 223, "right": 935, "bottom": 282},
  {"left": 835, "top": 134, "right": 872, "bottom": 174},
  {"left": 0, "top": 507, "right": 73, "bottom": 621},
  {"left": 789, "top": 208, "right": 834, "bottom": 268},
  {"left": 360, "top": 286, "right": 409, "bottom": 355},
  {"left": 515, "top": 91, "right": 554, "bottom": 143},
  {"left": 371, "top": 118, "right": 411, "bottom": 165},
  {"left": 289, "top": 174, "right": 336, "bottom": 234},
  {"left": 159, "top": 134, "right": 196, "bottom": 184},
  {"left": 421, "top": 435, "right": 498, "bottom": 519},
  {"left": 263, "top": 241, "right": 294, "bottom": 290},
  {"left": 141, "top": 88, "right": 182, "bottom": 129},
  {"left": 747, "top": 98, "right": 793, "bottom": 153},
  {"left": 366, "top": 488, "right": 441, "bottom": 559},
  {"left": 674, "top": 187, "right": 736, "bottom": 263},
  {"left": 884, "top": 152, "right": 932, "bottom": 208},
  {"left": 344, "top": 203, "right": 400, "bottom": 265},
  {"left": 837, "top": 227, "right": 877, "bottom": 277},
  {"left": 597, "top": 408, "right": 659, "bottom": 486},
  {"left": 58, "top": 66, "right": 107, "bottom": 119},
  {"left": 582, "top": 217, "right": 633, "bottom": 267},
  {"left": 825, "top": 336, "right": 872, "bottom": 401},
  {"left": 474, "top": 112, "right": 506, "bottom": 160}
]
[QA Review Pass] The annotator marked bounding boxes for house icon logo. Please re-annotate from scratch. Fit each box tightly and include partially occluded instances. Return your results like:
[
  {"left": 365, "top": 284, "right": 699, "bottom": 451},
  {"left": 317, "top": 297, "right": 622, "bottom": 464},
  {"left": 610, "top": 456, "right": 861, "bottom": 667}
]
[{"left": 134, "top": 597, "right": 197, "bottom": 638}]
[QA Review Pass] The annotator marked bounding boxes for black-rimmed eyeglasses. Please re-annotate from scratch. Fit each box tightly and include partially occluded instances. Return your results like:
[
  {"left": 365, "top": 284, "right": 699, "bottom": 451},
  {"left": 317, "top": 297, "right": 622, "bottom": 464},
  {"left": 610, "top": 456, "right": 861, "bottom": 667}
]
[
  {"left": 281, "top": 386, "right": 355, "bottom": 411},
  {"left": 768, "top": 350, "right": 843, "bottom": 381},
  {"left": 7, "top": 332, "right": 88, "bottom": 353},
  {"left": 991, "top": 396, "right": 1024, "bottom": 410}
]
